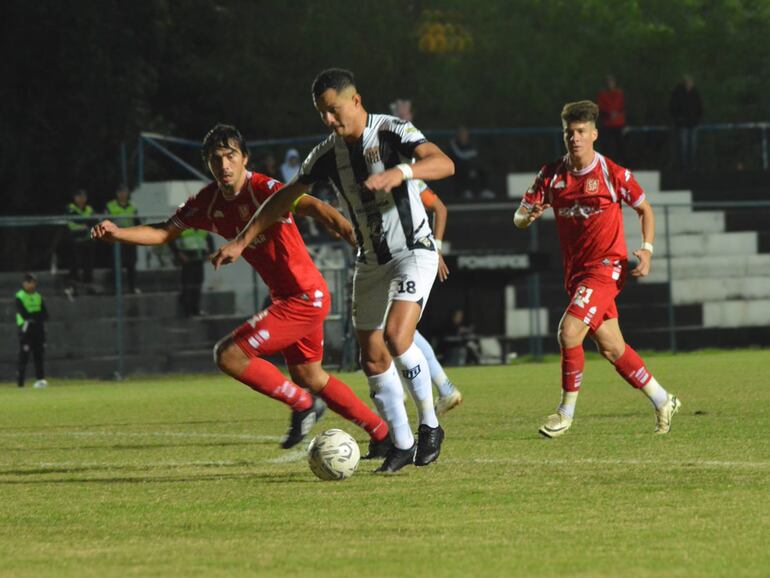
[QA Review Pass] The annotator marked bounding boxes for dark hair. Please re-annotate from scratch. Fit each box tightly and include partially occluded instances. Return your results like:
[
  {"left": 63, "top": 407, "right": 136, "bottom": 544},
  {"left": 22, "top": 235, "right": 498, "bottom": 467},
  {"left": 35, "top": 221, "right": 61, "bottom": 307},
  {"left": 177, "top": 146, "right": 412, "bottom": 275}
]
[
  {"left": 311, "top": 68, "right": 356, "bottom": 100},
  {"left": 201, "top": 124, "right": 249, "bottom": 162},
  {"left": 23, "top": 272, "right": 37, "bottom": 283},
  {"left": 73, "top": 189, "right": 87, "bottom": 198},
  {"left": 561, "top": 100, "right": 600, "bottom": 125}
]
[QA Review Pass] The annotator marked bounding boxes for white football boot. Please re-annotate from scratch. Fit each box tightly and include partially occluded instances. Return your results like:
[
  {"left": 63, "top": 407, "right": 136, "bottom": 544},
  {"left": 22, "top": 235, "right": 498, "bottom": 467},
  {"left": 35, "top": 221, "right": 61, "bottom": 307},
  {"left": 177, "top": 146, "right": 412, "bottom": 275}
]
[
  {"left": 539, "top": 412, "right": 573, "bottom": 438},
  {"left": 33, "top": 379, "right": 48, "bottom": 389},
  {"left": 435, "top": 389, "right": 463, "bottom": 416},
  {"left": 654, "top": 394, "right": 681, "bottom": 434}
]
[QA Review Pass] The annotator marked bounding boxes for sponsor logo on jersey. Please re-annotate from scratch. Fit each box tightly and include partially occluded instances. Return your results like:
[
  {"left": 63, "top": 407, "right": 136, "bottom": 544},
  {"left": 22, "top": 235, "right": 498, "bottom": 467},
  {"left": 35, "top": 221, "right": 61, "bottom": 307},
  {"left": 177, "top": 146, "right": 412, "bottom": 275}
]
[
  {"left": 585, "top": 178, "right": 599, "bottom": 194},
  {"left": 364, "top": 147, "right": 381, "bottom": 165},
  {"left": 558, "top": 202, "right": 603, "bottom": 219},
  {"left": 238, "top": 204, "right": 251, "bottom": 221},
  {"left": 213, "top": 210, "right": 225, "bottom": 219},
  {"left": 554, "top": 180, "right": 566, "bottom": 189},
  {"left": 402, "top": 364, "right": 422, "bottom": 380}
]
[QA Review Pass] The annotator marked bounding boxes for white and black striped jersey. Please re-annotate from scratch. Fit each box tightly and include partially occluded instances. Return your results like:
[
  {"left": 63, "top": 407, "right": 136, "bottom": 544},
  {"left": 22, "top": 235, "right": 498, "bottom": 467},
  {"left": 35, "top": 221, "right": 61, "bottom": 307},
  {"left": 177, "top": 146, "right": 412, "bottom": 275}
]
[{"left": 297, "top": 113, "right": 434, "bottom": 265}]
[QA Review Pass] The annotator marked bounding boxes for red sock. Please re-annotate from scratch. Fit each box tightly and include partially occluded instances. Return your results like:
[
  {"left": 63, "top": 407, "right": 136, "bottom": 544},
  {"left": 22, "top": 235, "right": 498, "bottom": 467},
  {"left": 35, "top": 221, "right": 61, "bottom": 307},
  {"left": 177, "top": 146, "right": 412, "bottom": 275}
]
[
  {"left": 236, "top": 357, "right": 313, "bottom": 411},
  {"left": 613, "top": 345, "right": 651, "bottom": 389},
  {"left": 561, "top": 346, "right": 584, "bottom": 392},
  {"left": 319, "top": 375, "right": 389, "bottom": 441}
]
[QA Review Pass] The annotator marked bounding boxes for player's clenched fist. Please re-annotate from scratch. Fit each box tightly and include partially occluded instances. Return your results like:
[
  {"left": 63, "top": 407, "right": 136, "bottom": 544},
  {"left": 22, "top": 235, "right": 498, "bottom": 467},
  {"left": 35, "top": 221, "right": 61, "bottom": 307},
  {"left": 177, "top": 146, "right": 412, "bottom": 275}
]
[{"left": 91, "top": 220, "right": 118, "bottom": 241}]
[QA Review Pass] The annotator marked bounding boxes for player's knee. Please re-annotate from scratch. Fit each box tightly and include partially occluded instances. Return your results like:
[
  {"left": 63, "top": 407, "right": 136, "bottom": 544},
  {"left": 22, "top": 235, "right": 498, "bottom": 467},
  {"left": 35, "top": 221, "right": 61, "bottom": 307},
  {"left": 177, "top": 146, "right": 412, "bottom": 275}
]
[
  {"left": 213, "top": 338, "right": 242, "bottom": 373},
  {"left": 558, "top": 325, "right": 582, "bottom": 348},
  {"left": 360, "top": 351, "right": 390, "bottom": 376},
  {"left": 383, "top": 326, "right": 411, "bottom": 357},
  {"left": 599, "top": 344, "right": 625, "bottom": 363}
]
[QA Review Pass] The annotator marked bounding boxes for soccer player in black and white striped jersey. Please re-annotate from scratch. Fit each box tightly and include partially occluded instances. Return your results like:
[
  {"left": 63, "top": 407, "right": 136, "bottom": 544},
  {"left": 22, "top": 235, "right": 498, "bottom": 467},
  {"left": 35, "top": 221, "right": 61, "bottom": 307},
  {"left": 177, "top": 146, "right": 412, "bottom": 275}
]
[{"left": 212, "top": 69, "right": 455, "bottom": 473}]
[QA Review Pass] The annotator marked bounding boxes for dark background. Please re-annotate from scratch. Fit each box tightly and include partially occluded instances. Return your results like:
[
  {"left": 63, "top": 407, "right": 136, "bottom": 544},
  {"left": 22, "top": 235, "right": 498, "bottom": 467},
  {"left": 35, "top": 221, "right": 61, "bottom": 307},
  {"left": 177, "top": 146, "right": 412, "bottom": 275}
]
[{"left": 2, "top": 0, "right": 769, "bottom": 214}]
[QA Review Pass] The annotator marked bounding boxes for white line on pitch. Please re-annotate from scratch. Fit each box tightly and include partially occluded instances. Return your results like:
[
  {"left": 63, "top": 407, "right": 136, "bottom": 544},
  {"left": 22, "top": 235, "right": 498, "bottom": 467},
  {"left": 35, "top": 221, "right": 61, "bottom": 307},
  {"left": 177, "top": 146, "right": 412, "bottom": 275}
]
[
  {"left": 447, "top": 458, "right": 770, "bottom": 469},
  {"left": 0, "top": 431, "right": 282, "bottom": 442}
]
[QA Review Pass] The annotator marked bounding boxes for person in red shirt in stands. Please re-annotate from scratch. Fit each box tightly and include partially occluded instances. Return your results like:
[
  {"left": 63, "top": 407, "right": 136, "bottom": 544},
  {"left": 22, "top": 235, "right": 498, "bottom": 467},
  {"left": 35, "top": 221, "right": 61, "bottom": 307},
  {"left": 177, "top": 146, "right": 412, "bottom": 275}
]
[
  {"left": 91, "top": 124, "right": 390, "bottom": 454},
  {"left": 596, "top": 75, "right": 626, "bottom": 164},
  {"left": 514, "top": 101, "right": 681, "bottom": 438}
]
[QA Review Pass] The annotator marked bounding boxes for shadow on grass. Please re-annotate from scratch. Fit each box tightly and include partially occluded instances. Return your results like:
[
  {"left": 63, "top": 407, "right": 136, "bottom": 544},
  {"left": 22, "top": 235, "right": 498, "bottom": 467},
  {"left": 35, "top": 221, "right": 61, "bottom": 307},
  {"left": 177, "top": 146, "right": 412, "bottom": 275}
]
[
  {"left": 0, "top": 470, "right": 313, "bottom": 485},
  {"left": 2, "top": 440, "right": 271, "bottom": 452}
]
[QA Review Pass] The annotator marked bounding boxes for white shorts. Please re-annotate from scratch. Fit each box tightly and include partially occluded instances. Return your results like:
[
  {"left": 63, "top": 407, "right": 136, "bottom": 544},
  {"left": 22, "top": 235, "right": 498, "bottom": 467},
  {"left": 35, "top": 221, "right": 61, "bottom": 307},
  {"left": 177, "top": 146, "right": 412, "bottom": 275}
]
[{"left": 352, "top": 248, "right": 438, "bottom": 331}]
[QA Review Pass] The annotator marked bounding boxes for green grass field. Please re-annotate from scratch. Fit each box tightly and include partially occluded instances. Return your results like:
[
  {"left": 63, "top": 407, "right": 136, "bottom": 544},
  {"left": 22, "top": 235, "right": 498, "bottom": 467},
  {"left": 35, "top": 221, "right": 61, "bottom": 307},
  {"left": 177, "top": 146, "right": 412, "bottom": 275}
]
[{"left": 1, "top": 349, "right": 768, "bottom": 578}]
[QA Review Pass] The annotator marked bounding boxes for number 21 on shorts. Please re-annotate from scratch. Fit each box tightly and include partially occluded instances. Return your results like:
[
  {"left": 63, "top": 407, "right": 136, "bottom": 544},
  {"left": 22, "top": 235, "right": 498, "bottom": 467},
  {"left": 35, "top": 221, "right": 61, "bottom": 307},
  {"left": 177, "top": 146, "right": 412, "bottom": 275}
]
[{"left": 572, "top": 286, "right": 593, "bottom": 309}]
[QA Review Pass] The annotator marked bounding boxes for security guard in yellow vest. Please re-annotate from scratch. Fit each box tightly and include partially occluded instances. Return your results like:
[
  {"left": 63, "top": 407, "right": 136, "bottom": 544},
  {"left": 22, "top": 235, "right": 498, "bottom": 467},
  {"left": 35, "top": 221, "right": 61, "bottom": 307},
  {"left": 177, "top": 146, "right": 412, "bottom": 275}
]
[
  {"left": 172, "top": 228, "right": 214, "bottom": 317},
  {"left": 106, "top": 184, "right": 140, "bottom": 293},
  {"left": 16, "top": 273, "right": 49, "bottom": 388},
  {"left": 66, "top": 189, "right": 96, "bottom": 292}
]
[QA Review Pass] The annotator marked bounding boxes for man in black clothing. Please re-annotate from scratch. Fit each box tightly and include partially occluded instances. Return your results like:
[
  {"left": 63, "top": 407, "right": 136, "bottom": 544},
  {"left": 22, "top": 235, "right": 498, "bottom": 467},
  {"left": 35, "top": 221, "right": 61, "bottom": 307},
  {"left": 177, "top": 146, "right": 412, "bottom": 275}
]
[
  {"left": 16, "top": 273, "right": 49, "bottom": 388},
  {"left": 669, "top": 74, "right": 703, "bottom": 170}
]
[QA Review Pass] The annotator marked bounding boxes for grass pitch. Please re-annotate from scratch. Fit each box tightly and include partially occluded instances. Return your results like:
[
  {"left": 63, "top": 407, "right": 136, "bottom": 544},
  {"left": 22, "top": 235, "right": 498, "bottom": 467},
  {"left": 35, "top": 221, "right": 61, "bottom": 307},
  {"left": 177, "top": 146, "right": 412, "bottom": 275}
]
[{"left": 1, "top": 349, "right": 768, "bottom": 578}]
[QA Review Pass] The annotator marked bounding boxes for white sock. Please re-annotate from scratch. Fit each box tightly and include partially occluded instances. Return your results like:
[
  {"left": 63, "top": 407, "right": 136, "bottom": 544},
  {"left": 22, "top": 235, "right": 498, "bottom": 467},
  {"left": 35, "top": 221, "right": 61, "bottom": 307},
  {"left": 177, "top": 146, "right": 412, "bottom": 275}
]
[
  {"left": 641, "top": 377, "right": 669, "bottom": 409},
  {"left": 557, "top": 390, "right": 579, "bottom": 419},
  {"left": 367, "top": 362, "right": 413, "bottom": 450},
  {"left": 413, "top": 330, "right": 454, "bottom": 397},
  {"left": 394, "top": 342, "right": 440, "bottom": 428}
]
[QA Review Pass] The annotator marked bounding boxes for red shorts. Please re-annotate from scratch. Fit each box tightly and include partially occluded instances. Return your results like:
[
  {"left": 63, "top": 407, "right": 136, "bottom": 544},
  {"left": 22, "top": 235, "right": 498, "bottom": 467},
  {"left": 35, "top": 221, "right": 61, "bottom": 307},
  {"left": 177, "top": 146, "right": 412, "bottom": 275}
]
[
  {"left": 565, "top": 262, "right": 627, "bottom": 333},
  {"left": 232, "top": 287, "right": 331, "bottom": 366}
]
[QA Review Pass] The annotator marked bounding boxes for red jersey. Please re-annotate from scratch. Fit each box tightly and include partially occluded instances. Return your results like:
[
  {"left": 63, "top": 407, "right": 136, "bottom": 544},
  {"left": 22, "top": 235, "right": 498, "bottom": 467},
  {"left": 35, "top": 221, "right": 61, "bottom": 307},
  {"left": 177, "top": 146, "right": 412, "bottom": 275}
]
[
  {"left": 521, "top": 153, "right": 645, "bottom": 284},
  {"left": 171, "top": 171, "right": 325, "bottom": 299}
]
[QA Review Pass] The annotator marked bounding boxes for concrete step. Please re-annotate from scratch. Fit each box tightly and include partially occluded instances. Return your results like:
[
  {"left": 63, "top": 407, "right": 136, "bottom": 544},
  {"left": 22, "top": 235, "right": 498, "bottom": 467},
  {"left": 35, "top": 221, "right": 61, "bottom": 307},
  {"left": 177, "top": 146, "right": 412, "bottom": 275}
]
[
  {"left": 641, "top": 254, "right": 770, "bottom": 282},
  {"left": 703, "top": 300, "right": 770, "bottom": 328},
  {"left": 648, "top": 231, "right": 758, "bottom": 257},
  {"left": 623, "top": 209, "right": 724, "bottom": 236},
  {"left": 0, "top": 291, "right": 236, "bottom": 322},
  {"left": 668, "top": 277, "right": 770, "bottom": 304}
]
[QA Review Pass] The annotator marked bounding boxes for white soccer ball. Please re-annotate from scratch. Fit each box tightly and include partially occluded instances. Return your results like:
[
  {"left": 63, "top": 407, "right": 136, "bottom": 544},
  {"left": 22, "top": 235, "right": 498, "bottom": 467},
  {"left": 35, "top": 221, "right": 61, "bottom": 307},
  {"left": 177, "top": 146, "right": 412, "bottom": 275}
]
[{"left": 307, "top": 428, "right": 360, "bottom": 481}]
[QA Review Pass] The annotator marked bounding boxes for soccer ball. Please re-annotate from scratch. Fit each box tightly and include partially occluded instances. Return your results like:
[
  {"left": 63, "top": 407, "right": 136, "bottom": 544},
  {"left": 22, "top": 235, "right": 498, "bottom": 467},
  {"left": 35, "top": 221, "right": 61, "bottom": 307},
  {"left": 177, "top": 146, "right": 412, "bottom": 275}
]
[{"left": 307, "top": 428, "right": 360, "bottom": 481}]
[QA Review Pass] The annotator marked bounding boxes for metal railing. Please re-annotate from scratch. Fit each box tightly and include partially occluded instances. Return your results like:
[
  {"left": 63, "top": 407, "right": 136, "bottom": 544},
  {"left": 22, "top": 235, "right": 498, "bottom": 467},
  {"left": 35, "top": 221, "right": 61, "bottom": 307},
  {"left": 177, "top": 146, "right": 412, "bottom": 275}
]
[{"left": 133, "top": 122, "right": 770, "bottom": 187}]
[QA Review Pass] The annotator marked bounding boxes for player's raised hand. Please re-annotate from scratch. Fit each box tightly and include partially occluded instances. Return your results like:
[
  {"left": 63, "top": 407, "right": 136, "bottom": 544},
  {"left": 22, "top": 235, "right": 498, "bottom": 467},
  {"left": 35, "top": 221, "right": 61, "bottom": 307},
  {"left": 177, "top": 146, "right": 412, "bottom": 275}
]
[
  {"left": 210, "top": 238, "right": 246, "bottom": 270},
  {"left": 631, "top": 249, "right": 652, "bottom": 277},
  {"left": 437, "top": 253, "right": 450, "bottom": 282},
  {"left": 91, "top": 219, "right": 119, "bottom": 242},
  {"left": 363, "top": 168, "right": 403, "bottom": 193}
]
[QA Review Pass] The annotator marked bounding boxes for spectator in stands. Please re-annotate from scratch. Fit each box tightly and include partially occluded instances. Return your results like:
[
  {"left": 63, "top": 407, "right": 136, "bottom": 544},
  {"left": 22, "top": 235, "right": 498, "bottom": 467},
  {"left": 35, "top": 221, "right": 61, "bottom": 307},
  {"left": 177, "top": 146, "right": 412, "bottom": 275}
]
[
  {"left": 15, "top": 273, "right": 49, "bottom": 388},
  {"left": 65, "top": 189, "right": 95, "bottom": 297},
  {"left": 669, "top": 74, "right": 703, "bottom": 170},
  {"left": 171, "top": 228, "right": 214, "bottom": 317},
  {"left": 449, "top": 126, "right": 494, "bottom": 200},
  {"left": 597, "top": 74, "right": 626, "bottom": 163},
  {"left": 441, "top": 308, "right": 480, "bottom": 366},
  {"left": 390, "top": 98, "right": 414, "bottom": 122},
  {"left": 280, "top": 149, "right": 302, "bottom": 183},
  {"left": 258, "top": 152, "right": 281, "bottom": 180},
  {"left": 105, "top": 184, "right": 140, "bottom": 294}
]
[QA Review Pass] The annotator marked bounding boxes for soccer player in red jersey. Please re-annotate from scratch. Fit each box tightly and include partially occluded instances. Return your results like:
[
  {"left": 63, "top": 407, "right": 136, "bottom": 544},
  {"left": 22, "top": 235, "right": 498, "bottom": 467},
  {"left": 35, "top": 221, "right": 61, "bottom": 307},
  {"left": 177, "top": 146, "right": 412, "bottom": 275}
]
[
  {"left": 91, "top": 124, "right": 390, "bottom": 451},
  {"left": 514, "top": 101, "right": 681, "bottom": 437}
]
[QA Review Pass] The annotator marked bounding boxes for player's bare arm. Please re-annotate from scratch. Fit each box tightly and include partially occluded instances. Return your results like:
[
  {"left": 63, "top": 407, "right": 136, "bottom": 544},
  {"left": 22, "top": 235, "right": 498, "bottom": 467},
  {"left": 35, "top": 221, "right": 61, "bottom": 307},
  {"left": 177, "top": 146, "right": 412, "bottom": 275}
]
[
  {"left": 513, "top": 203, "right": 551, "bottom": 229},
  {"left": 91, "top": 220, "right": 181, "bottom": 245},
  {"left": 631, "top": 198, "right": 655, "bottom": 277},
  {"left": 363, "top": 143, "right": 454, "bottom": 193},
  {"left": 211, "top": 181, "right": 309, "bottom": 269},
  {"left": 295, "top": 195, "right": 356, "bottom": 247},
  {"left": 428, "top": 195, "right": 450, "bottom": 282}
]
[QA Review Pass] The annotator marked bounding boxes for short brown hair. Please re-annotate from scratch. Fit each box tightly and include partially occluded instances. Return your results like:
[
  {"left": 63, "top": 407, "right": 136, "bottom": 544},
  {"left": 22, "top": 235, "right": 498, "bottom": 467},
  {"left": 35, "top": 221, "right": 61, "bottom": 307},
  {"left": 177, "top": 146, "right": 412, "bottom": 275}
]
[{"left": 561, "top": 100, "right": 599, "bottom": 125}]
